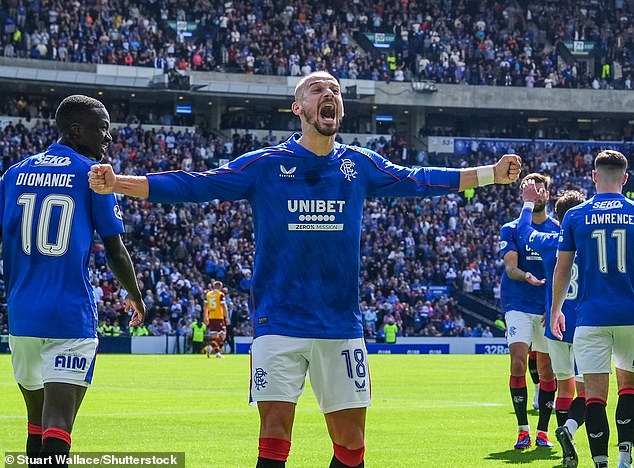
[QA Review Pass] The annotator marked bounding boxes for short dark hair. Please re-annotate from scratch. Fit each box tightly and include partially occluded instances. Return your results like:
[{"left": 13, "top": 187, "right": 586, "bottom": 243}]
[
  {"left": 554, "top": 190, "right": 586, "bottom": 222},
  {"left": 594, "top": 150, "right": 628, "bottom": 171},
  {"left": 293, "top": 71, "right": 338, "bottom": 101},
  {"left": 55, "top": 95, "right": 105, "bottom": 132},
  {"left": 520, "top": 172, "right": 551, "bottom": 191}
]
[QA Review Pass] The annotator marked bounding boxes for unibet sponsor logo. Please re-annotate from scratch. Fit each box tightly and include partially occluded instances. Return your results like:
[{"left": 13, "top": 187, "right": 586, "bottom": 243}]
[
  {"left": 54, "top": 355, "right": 87, "bottom": 370},
  {"left": 525, "top": 243, "right": 542, "bottom": 261},
  {"left": 287, "top": 199, "right": 345, "bottom": 231}
]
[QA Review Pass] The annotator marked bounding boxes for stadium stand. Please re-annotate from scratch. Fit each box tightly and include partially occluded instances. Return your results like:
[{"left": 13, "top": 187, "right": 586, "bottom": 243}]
[{"left": 0, "top": 0, "right": 632, "bottom": 88}]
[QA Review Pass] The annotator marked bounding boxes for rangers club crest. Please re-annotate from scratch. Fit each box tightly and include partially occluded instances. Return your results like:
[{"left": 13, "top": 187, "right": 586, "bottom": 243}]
[
  {"left": 340, "top": 159, "right": 357, "bottom": 181},
  {"left": 253, "top": 367, "right": 268, "bottom": 390}
]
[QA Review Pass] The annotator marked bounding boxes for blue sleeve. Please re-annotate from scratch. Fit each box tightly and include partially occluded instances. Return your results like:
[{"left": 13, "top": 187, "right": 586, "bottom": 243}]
[
  {"left": 0, "top": 175, "right": 4, "bottom": 225},
  {"left": 558, "top": 211, "right": 576, "bottom": 252},
  {"left": 92, "top": 192, "right": 125, "bottom": 239},
  {"left": 147, "top": 155, "right": 256, "bottom": 204},
  {"left": 516, "top": 207, "right": 558, "bottom": 255},
  {"left": 363, "top": 151, "right": 461, "bottom": 198},
  {"left": 499, "top": 223, "right": 517, "bottom": 257}
]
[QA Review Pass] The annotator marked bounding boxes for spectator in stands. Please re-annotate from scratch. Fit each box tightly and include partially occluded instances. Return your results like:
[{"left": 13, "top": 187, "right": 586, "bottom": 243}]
[
  {"left": 472, "top": 323, "right": 485, "bottom": 338},
  {"left": 1, "top": 0, "right": 633, "bottom": 89}
]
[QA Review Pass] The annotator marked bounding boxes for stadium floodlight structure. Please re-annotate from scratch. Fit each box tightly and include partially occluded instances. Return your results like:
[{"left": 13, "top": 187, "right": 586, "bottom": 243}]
[{"left": 411, "top": 80, "right": 438, "bottom": 93}]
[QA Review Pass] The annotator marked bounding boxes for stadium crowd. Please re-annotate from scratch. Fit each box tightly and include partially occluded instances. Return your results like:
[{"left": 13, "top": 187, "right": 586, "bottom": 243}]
[
  {"left": 0, "top": 113, "right": 607, "bottom": 343},
  {"left": 1, "top": 0, "right": 633, "bottom": 89}
]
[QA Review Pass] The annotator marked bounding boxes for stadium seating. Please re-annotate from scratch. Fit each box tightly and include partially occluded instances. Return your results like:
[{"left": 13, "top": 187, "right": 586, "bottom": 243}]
[{"left": 0, "top": 0, "right": 632, "bottom": 88}]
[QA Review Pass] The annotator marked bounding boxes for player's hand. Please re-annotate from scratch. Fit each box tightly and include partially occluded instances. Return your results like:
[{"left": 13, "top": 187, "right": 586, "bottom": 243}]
[
  {"left": 525, "top": 271, "right": 546, "bottom": 286},
  {"left": 521, "top": 178, "right": 544, "bottom": 203},
  {"left": 493, "top": 154, "right": 522, "bottom": 184},
  {"left": 550, "top": 309, "right": 565, "bottom": 340},
  {"left": 126, "top": 297, "right": 146, "bottom": 327},
  {"left": 89, "top": 164, "right": 116, "bottom": 194}
]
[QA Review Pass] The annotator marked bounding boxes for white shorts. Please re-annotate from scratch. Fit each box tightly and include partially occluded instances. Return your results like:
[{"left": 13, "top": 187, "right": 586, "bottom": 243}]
[
  {"left": 9, "top": 336, "right": 99, "bottom": 391},
  {"left": 505, "top": 310, "right": 548, "bottom": 352},
  {"left": 574, "top": 326, "right": 634, "bottom": 375},
  {"left": 250, "top": 335, "right": 371, "bottom": 414},
  {"left": 547, "top": 338, "right": 576, "bottom": 380}
]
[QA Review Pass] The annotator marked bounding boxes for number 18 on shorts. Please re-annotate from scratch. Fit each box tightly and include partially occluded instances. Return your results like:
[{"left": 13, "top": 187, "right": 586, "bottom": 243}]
[{"left": 250, "top": 335, "right": 371, "bottom": 414}]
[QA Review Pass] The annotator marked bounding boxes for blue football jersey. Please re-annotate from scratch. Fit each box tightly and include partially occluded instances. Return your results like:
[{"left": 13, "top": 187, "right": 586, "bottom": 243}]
[
  {"left": 0, "top": 143, "right": 124, "bottom": 338},
  {"left": 559, "top": 193, "right": 634, "bottom": 326},
  {"left": 147, "top": 133, "right": 461, "bottom": 339},
  {"left": 499, "top": 213, "right": 559, "bottom": 314},
  {"left": 517, "top": 207, "right": 577, "bottom": 342}
]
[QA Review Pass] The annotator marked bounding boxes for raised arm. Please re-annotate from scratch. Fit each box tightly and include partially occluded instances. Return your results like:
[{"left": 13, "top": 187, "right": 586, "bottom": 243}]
[
  {"left": 367, "top": 152, "right": 522, "bottom": 198},
  {"left": 89, "top": 164, "right": 149, "bottom": 198},
  {"left": 516, "top": 180, "right": 558, "bottom": 253},
  {"left": 90, "top": 159, "right": 253, "bottom": 203},
  {"left": 458, "top": 154, "right": 522, "bottom": 191}
]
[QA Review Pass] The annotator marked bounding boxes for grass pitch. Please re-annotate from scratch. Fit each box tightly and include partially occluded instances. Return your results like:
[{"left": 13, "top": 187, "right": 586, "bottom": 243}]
[{"left": 0, "top": 354, "right": 621, "bottom": 467}]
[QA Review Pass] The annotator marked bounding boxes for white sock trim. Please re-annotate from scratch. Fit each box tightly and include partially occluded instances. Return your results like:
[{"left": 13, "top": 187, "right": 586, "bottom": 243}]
[{"left": 564, "top": 420, "right": 579, "bottom": 435}]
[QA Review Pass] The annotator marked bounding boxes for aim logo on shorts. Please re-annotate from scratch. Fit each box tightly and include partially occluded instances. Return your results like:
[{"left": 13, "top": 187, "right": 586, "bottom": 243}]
[{"left": 54, "top": 355, "right": 87, "bottom": 370}]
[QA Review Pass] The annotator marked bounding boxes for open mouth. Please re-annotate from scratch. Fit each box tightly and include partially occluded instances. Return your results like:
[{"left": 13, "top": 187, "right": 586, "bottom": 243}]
[{"left": 319, "top": 103, "right": 336, "bottom": 122}]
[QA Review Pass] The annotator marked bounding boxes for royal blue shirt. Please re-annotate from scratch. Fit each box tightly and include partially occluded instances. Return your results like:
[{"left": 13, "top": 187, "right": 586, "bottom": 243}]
[
  {"left": 558, "top": 193, "right": 634, "bottom": 326},
  {"left": 0, "top": 143, "right": 124, "bottom": 338},
  {"left": 148, "top": 134, "right": 462, "bottom": 339},
  {"left": 517, "top": 207, "right": 577, "bottom": 342},
  {"left": 499, "top": 213, "right": 560, "bottom": 314}
]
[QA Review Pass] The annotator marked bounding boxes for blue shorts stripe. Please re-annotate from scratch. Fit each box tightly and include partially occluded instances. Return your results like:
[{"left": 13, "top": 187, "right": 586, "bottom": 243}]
[{"left": 84, "top": 350, "right": 97, "bottom": 384}]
